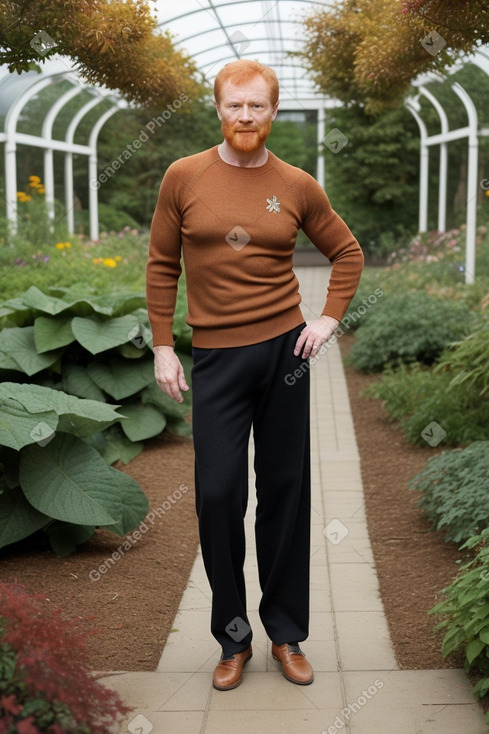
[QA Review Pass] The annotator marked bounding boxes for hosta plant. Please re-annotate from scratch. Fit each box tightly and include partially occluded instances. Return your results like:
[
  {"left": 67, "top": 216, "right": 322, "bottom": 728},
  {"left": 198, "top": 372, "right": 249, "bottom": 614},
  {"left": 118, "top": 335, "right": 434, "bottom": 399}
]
[{"left": 0, "top": 284, "right": 192, "bottom": 555}]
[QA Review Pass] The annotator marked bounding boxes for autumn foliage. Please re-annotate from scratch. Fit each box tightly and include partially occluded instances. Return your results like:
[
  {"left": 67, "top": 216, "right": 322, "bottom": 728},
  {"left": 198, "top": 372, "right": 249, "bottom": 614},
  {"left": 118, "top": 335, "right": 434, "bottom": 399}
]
[
  {"left": 0, "top": 583, "right": 131, "bottom": 733},
  {"left": 0, "top": 0, "right": 205, "bottom": 110},
  {"left": 299, "top": 0, "right": 489, "bottom": 114}
]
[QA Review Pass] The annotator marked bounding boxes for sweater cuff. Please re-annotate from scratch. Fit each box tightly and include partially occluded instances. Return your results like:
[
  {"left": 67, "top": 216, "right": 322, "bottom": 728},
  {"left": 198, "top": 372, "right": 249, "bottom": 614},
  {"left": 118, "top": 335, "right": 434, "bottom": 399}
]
[
  {"left": 321, "top": 297, "right": 352, "bottom": 323},
  {"left": 149, "top": 322, "right": 175, "bottom": 348}
]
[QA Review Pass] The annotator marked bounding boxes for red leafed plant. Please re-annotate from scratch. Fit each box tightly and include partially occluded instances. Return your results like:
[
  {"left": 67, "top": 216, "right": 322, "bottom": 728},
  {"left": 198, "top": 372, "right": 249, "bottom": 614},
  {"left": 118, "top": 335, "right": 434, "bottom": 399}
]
[{"left": 0, "top": 583, "right": 131, "bottom": 733}]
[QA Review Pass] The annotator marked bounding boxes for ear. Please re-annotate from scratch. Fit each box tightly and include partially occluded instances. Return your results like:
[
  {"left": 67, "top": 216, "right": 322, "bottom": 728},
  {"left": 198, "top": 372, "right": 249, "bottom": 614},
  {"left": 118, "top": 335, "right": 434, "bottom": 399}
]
[
  {"left": 271, "top": 100, "right": 279, "bottom": 122},
  {"left": 214, "top": 100, "right": 222, "bottom": 121}
]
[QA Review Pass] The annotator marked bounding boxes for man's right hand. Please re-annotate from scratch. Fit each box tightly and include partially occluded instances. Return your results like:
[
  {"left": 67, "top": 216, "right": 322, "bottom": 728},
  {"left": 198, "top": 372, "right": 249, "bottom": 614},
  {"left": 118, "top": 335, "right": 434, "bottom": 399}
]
[{"left": 153, "top": 345, "right": 189, "bottom": 403}]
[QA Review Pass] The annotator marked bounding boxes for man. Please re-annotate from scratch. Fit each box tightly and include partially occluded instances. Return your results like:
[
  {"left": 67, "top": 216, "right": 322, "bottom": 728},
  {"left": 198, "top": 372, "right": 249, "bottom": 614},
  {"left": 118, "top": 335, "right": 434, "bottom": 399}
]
[{"left": 146, "top": 60, "right": 364, "bottom": 691}]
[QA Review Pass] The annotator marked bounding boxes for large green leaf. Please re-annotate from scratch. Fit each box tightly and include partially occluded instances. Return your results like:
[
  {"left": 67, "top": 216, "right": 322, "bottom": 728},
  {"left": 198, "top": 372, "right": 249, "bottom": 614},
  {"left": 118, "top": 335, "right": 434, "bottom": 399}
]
[
  {"left": 0, "top": 398, "right": 58, "bottom": 450},
  {"left": 0, "top": 327, "right": 60, "bottom": 376},
  {"left": 141, "top": 382, "right": 187, "bottom": 417},
  {"left": 165, "top": 415, "right": 192, "bottom": 437},
  {"left": 0, "top": 349, "right": 23, "bottom": 372},
  {"left": 22, "top": 286, "right": 74, "bottom": 316},
  {"left": 34, "top": 315, "right": 75, "bottom": 353},
  {"left": 19, "top": 433, "right": 123, "bottom": 526},
  {"left": 91, "top": 429, "right": 144, "bottom": 465},
  {"left": 44, "top": 521, "right": 95, "bottom": 557},
  {"left": 22, "top": 286, "right": 113, "bottom": 316},
  {"left": 111, "top": 294, "right": 147, "bottom": 316},
  {"left": 101, "top": 467, "right": 149, "bottom": 536},
  {"left": 119, "top": 402, "right": 166, "bottom": 442},
  {"left": 0, "top": 383, "right": 122, "bottom": 438},
  {"left": 87, "top": 358, "right": 155, "bottom": 400},
  {"left": 71, "top": 314, "right": 142, "bottom": 355},
  {"left": 0, "top": 482, "right": 50, "bottom": 548},
  {"left": 61, "top": 363, "right": 106, "bottom": 402}
]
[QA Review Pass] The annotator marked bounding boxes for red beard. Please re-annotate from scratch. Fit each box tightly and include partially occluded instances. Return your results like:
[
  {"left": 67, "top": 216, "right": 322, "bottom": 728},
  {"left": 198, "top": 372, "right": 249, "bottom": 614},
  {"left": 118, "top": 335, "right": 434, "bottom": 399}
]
[{"left": 221, "top": 118, "right": 272, "bottom": 152}]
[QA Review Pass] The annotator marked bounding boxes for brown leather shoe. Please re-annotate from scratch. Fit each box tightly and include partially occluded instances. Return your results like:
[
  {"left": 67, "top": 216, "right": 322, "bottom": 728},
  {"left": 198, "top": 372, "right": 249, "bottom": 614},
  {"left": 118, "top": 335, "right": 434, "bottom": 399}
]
[
  {"left": 272, "top": 643, "right": 314, "bottom": 685},
  {"left": 213, "top": 645, "right": 253, "bottom": 690}
]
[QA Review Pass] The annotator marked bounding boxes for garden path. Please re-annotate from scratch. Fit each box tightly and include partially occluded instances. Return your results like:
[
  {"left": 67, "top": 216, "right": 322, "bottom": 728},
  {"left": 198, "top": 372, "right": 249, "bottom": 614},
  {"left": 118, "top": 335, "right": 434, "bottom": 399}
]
[{"left": 101, "top": 266, "right": 485, "bottom": 734}]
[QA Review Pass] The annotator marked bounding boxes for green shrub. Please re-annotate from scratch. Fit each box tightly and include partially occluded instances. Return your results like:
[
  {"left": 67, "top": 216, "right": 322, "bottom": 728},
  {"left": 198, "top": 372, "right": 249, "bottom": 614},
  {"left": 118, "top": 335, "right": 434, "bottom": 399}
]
[
  {"left": 409, "top": 441, "right": 489, "bottom": 543},
  {"left": 438, "top": 316, "right": 489, "bottom": 397},
  {"left": 346, "top": 291, "right": 474, "bottom": 373},
  {"left": 429, "top": 526, "right": 489, "bottom": 720},
  {"left": 0, "top": 285, "right": 192, "bottom": 555},
  {"left": 0, "top": 230, "right": 149, "bottom": 300},
  {"left": 74, "top": 204, "right": 140, "bottom": 234},
  {"left": 365, "top": 362, "right": 489, "bottom": 446},
  {"left": 364, "top": 315, "right": 489, "bottom": 445}
]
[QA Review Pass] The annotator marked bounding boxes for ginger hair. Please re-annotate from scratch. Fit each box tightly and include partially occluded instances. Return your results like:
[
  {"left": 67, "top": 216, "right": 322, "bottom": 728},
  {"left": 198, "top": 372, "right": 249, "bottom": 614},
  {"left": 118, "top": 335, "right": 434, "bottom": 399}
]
[{"left": 214, "top": 60, "right": 279, "bottom": 106}]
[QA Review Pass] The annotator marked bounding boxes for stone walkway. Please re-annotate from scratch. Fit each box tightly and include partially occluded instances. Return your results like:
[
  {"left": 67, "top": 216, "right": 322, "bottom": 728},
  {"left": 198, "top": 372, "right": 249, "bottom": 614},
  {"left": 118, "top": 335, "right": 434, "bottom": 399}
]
[{"left": 101, "top": 266, "right": 486, "bottom": 734}]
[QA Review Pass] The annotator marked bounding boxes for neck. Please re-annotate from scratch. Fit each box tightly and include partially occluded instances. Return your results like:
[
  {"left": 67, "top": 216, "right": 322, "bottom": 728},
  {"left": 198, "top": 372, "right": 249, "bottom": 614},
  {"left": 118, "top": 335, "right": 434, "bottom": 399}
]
[{"left": 218, "top": 140, "right": 269, "bottom": 168}]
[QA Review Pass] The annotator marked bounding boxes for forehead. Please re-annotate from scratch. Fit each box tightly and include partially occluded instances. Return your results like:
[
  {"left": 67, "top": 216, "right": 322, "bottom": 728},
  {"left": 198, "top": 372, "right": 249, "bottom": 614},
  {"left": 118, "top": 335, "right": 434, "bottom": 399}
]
[{"left": 219, "top": 76, "right": 272, "bottom": 103}]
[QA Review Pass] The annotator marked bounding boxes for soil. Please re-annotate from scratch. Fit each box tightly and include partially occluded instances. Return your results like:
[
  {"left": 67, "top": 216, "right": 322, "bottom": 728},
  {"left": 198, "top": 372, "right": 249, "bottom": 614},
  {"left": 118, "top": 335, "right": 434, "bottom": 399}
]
[
  {"left": 338, "top": 334, "right": 465, "bottom": 669},
  {"left": 0, "top": 330, "right": 466, "bottom": 672}
]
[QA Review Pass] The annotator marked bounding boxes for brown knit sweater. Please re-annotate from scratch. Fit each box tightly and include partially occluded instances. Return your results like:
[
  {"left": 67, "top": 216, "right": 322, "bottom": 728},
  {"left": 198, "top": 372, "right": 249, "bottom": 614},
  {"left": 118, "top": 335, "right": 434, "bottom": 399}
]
[{"left": 146, "top": 145, "right": 364, "bottom": 348}]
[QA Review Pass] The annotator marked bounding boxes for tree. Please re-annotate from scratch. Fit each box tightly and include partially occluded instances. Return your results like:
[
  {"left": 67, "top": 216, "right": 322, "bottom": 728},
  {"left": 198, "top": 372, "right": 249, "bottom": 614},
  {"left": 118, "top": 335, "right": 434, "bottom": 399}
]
[
  {"left": 299, "top": 0, "right": 489, "bottom": 115},
  {"left": 0, "top": 0, "right": 206, "bottom": 110}
]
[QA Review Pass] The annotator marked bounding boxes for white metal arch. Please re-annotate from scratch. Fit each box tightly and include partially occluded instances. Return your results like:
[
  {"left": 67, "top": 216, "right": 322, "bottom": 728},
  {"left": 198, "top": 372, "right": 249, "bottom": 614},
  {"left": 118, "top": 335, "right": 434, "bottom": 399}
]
[
  {"left": 406, "top": 48, "right": 489, "bottom": 284},
  {"left": 0, "top": 62, "right": 125, "bottom": 240}
]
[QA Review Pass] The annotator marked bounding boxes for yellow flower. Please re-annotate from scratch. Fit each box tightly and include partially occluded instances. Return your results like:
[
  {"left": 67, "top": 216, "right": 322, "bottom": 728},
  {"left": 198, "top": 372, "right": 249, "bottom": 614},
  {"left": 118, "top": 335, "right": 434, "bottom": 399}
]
[
  {"left": 115, "top": 255, "right": 122, "bottom": 261},
  {"left": 56, "top": 242, "right": 65, "bottom": 249},
  {"left": 29, "top": 175, "right": 41, "bottom": 184},
  {"left": 37, "top": 186, "right": 45, "bottom": 194},
  {"left": 103, "top": 257, "right": 117, "bottom": 268},
  {"left": 64, "top": 242, "right": 71, "bottom": 248}
]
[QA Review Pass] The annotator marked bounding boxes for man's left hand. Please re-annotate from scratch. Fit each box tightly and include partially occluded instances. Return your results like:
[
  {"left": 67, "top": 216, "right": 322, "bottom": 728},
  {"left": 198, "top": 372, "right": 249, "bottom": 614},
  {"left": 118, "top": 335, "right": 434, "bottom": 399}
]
[{"left": 293, "top": 315, "right": 340, "bottom": 359}]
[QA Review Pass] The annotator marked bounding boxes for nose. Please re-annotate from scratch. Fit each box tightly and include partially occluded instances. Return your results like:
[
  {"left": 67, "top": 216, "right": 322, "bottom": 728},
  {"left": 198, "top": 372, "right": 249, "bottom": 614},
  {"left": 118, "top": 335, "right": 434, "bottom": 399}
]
[{"left": 239, "top": 105, "right": 254, "bottom": 122}]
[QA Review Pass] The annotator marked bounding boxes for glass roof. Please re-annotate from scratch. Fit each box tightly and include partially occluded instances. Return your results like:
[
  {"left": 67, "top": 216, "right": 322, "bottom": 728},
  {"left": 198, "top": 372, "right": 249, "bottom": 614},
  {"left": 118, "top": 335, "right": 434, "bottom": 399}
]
[{"left": 155, "top": 0, "right": 333, "bottom": 108}]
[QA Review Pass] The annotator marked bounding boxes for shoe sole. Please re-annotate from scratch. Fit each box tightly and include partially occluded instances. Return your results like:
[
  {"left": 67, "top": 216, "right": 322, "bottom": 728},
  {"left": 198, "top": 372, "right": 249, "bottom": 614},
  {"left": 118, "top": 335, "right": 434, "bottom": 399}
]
[
  {"left": 212, "top": 651, "right": 253, "bottom": 691},
  {"left": 272, "top": 653, "right": 314, "bottom": 685}
]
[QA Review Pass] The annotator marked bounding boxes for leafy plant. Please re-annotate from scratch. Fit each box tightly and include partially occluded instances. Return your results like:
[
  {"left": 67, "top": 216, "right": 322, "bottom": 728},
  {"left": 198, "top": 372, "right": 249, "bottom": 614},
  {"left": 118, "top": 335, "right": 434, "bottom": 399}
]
[
  {"left": 0, "top": 284, "right": 192, "bottom": 555},
  {"left": 364, "top": 362, "right": 489, "bottom": 446},
  {"left": 429, "top": 527, "right": 489, "bottom": 722},
  {"left": 346, "top": 291, "right": 474, "bottom": 373},
  {"left": 0, "top": 582, "right": 131, "bottom": 733},
  {"left": 409, "top": 442, "right": 489, "bottom": 544}
]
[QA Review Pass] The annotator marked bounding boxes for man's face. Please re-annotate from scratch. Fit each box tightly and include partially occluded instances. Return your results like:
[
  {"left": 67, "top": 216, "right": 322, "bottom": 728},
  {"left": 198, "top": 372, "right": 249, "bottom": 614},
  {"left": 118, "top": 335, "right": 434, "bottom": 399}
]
[{"left": 215, "top": 75, "right": 279, "bottom": 152}]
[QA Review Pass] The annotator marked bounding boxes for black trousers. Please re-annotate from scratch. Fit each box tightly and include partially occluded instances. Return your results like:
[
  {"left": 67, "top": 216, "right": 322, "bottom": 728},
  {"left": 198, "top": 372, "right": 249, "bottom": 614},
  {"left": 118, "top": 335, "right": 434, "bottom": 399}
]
[{"left": 191, "top": 324, "right": 311, "bottom": 658}]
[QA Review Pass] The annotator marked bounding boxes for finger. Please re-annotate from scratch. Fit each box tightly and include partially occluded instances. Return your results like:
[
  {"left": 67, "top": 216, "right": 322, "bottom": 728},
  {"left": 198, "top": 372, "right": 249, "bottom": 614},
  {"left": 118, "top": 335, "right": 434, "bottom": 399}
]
[
  {"left": 293, "top": 330, "right": 309, "bottom": 356},
  {"left": 178, "top": 366, "right": 189, "bottom": 392}
]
